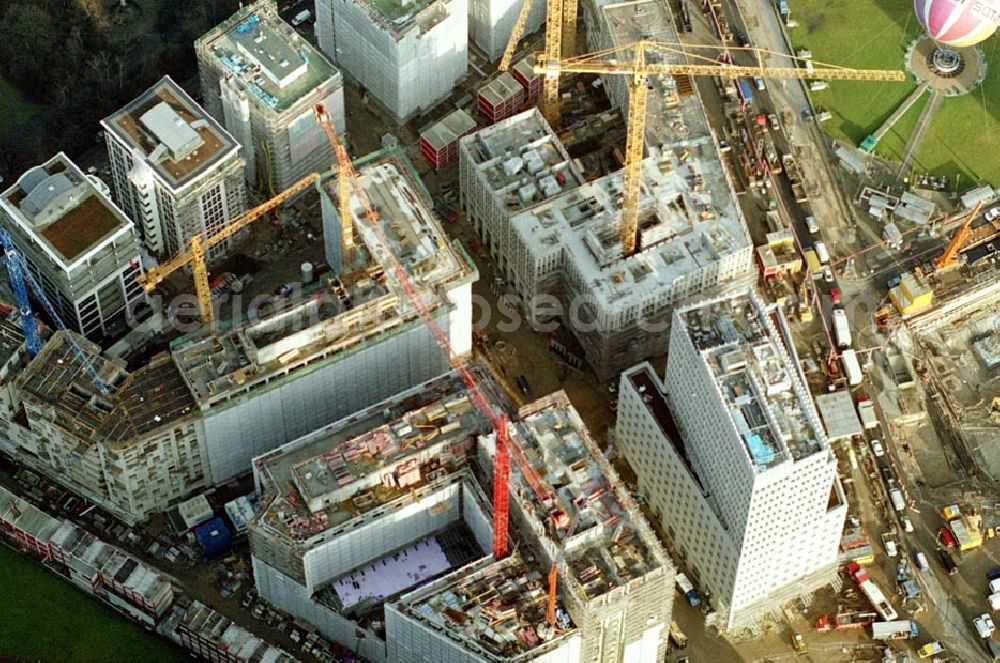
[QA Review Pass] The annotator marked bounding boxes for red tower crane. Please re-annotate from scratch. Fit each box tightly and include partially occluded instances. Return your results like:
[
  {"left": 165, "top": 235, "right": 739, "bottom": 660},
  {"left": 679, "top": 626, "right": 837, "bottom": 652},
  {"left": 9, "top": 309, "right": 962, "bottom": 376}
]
[{"left": 313, "top": 105, "right": 555, "bottom": 559}]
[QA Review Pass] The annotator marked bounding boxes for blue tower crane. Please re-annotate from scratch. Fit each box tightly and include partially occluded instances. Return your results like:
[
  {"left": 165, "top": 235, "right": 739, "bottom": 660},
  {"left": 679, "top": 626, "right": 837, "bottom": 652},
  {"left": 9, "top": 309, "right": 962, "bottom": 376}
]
[{"left": 0, "top": 226, "right": 113, "bottom": 395}]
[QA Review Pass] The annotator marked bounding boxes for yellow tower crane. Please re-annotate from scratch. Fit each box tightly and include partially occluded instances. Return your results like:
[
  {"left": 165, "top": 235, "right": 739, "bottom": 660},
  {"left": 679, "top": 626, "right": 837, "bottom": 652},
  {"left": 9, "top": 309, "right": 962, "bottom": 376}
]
[
  {"left": 498, "top": 0, "right": 535, "bottom": 72},
  {"left": 534, "top": 40, "right": 907, "bottom": 258},
  {"left": 138, "top": 108, "right": 359, "bottom": 327}
]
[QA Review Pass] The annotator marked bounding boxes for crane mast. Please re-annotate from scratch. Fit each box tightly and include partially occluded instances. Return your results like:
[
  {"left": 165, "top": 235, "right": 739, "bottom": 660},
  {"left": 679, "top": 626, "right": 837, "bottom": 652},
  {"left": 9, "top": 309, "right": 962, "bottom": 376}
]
[
  {"left": 499, "top": 0, "right": 534, "bottom": 72},
  {"left": 934, "top": 201, "right": 983, "bottom": 271},
  {"left": 313, "top": 105, "right": 555, "bottom": 559}
]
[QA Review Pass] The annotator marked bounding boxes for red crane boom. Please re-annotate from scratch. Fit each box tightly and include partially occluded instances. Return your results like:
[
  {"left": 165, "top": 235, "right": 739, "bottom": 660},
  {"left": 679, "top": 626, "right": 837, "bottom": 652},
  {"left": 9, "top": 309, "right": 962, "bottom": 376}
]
[{"left": 313, "top": 105, "right": 553, "bottom": 559}]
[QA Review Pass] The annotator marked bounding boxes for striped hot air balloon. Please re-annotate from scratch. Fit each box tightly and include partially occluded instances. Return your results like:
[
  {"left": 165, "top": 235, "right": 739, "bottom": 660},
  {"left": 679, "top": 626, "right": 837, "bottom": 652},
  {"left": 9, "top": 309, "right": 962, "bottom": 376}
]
[{"left": 914, "top": 0, "right": 1000, "bottom": 47}]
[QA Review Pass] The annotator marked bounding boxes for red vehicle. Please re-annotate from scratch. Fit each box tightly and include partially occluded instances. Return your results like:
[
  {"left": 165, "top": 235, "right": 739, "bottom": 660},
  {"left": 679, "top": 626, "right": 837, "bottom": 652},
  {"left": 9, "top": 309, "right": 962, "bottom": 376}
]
[
  {"left": 829, "top": 288, "right": 841, "bottom": 306},
  {"left": 939, "top": 528, "right": 957, "bottom": 548}
]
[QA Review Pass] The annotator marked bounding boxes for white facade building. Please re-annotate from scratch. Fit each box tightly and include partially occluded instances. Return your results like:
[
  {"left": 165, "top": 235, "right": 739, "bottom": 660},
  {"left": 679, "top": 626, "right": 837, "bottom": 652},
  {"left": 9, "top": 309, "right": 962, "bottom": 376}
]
[
  {"left": 469, "top": 0, "right": 546, "bottom": 61},
  {"left": 196, "top": 1, "right": 346, "bottom": 193},
  {"left": 103, "top": 76, "right": 247, "bottom": 261},
  {"left": 316, "top": 0, "right": 467, "bottom": 124},
  {"left": 459, "top": 109, "right": 753, "bottom": 379},
  {"left": 616, "top": 290, "right": 847, "bottom": 630},
  {"left": 0, "top": 153, "right": 146, "bottom": 342}
]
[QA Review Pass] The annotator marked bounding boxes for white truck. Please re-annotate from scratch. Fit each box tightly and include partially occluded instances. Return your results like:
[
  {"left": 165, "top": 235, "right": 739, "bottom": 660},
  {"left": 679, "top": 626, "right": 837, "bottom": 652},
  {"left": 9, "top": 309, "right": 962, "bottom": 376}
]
[
  {"left": 841, "top": 349, "right": 862, "bottom": 386},
  {"left": 889, "top": 488, "right": 906, "bottom": 512},
  {"left": 857, "top": 396, "right": 879, "bottom": 430},
  {"left": 832, "top": 309, "right": 852, "bottom": 348},
  {"left": 871, "top": 620, "right": 918, "bottom": 640}
]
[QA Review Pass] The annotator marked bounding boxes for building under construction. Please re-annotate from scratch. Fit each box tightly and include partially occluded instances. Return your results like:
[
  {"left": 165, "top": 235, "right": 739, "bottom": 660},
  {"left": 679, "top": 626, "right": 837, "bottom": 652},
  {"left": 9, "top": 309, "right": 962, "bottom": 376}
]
[
  {"left": 0, "top": 149, "right": 475, "bottom": 521},
  {"left": 315, "top": 0, "right": 467, "bottom": 124},
  {"left": 102, "top": 75, "right": 248, "bottom": 261},
  {"left": 249, "top": 371, "right": 671, "bottom": 662},
  {"left": 459, "top": 107, "right": 752, "bottom": 379},
  {"left": 195, "top": 0, "right": 346, "bottom": 193}
]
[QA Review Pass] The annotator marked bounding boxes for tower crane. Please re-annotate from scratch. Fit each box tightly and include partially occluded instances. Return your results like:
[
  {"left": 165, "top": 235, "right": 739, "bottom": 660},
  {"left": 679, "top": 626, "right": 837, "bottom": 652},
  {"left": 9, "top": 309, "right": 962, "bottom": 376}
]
[
  {"left": 546, "top": 506, "right": 582, "bottom": 626},
  {"left": 313, "top": 104, "right": 559, "bottom": 559},
  {"left": 933, "top": 201, "right": 983, "bottom": 271},
  {"left": 0, "top": 227, "right": 112, "bottom": 394},
  {"left": 137, "top": 172, "right": 321, "bottom": 325},
  {"left": 499, "top": 0, "right": 535, "bottom": 72},
  {"left": 533, "top": 40, "right": 907, "bottom": 258}
]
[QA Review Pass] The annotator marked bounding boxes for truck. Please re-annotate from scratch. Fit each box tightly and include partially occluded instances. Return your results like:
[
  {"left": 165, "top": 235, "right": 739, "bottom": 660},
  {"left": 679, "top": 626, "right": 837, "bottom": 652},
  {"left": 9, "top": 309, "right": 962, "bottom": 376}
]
[
  {"left": 668, "top": 621, "right": 688, "bottom": 649},
  {"left": 738, "top": 80, "right": 754, "bottom": 105},
  {"left": 889, "top": 488, "right": 906, "bottom": 512},
  {"left": 292, "top": 9, "right": 312, "bottom": 25},
  {"left": 815, "top": 611, "right": 876, "bottom": 631},
  {"left": 881, "top": 532, "right": 898, "bottom": 558},
  {"left": 857, "top": 396, "right": 879, "bottom": 429},
  {"left": 918, "top": 642, "right": 945, "bottom": 659},
  {"left": 841, "top": 349, "right": 862, "bottom": 386},
  {"left": 870, "top": 620, "right": 918, "bottom": 640},
  {"left": 832, "top": 309, "right": 852, "bottom": 348},
  {"left": 938, "top": 550, "right": 958, "bottom": 575},
  {"left": 814, "top": 240, "right": 831, "bottom": 265},
  {"left": 847, "top": 563, "right": 898, "bottom": 621},
  {"left": 804, "top": 249, "right": 823, "bottom": 278},
  {"left": 675, "top": 573, "right": 701, "bottom": 606}
]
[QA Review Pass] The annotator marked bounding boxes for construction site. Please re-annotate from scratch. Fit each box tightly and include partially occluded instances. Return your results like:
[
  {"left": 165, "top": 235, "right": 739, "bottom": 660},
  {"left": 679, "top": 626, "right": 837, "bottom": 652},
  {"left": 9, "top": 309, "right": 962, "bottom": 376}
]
[{"left": 248, "top": 367, "right": 670, "bottom": 662}]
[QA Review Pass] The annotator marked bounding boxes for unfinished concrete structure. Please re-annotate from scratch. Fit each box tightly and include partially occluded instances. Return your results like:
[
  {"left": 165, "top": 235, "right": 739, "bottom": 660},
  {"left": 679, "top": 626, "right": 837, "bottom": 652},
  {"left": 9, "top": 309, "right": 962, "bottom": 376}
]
[
  {"left": 0, "top": 153, "right": 146, "bottom": 342},
  {"left": 459, "top": 109, "right": 752, "bottom": 379},
  {"left": 174, "top": 150, "right": 476, "bottom": 484},
  {"left": 250, "top": 369, "right": 671, "bottom": 662},
  {"left": 196, "top": 1, "right": 345, "bottom": 192},
  {"left": 616, "top": 290, "right": 846, "bottom": 631},
  {"left": 8, "top": 332, "right": 206, "bottom": 525},
  {"left": 315, "top": 0, "right": 467, "bottom": 124},
  {"left": 102, "top": 76, "right": 247, "bottom": 261}
]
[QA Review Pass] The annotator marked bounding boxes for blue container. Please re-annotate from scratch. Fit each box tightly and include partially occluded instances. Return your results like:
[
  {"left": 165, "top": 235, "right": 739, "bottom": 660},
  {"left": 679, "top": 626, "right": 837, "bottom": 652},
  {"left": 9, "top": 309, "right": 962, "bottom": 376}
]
[{"left": 195, "top": 517, "right": 233, "bottom": 560}]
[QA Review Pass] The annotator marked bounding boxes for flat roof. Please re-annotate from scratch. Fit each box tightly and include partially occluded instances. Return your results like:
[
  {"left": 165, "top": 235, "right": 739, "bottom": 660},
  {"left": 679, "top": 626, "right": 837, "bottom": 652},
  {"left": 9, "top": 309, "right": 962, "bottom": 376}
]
[
  {"left": 252, "top": 368, "right": 498, "bottom": 543},
  {"left": 509, "top": 141, "right": 749, "bottom": 309},
  {"left": 814, "top": 391, "right": 863, "bottom": 441},
  {"left": 461, "top": 109, "right": 585, "bottom": 213},
  {"left": 103, "top": 76, "right": 238, "bottom": 189},
  {"left": 172, "top": 151, "right": 473, "bottom": 405},
  {"left": 512, "top": 392, "right": 668, "bottom": 604},
  {"left": 350, "top": 0, "right": 452, "bottom": 37},
  {"left": 1, "top": 154, "right": 131, "bottom": 266},
  {"left": 0, "top": 484, "right": 62, "bottom": 542},
  {"left": 676, "top": 290, "right": 827, "bottom": 470},
  {"left": 198, "top": 2, "right": 339, "bottom": 113}
]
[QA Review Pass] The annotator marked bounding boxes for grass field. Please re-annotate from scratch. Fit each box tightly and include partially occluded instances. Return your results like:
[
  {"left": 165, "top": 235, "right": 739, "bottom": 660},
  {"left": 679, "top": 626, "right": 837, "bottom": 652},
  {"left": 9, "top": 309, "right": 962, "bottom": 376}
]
[
  {"left": 0, "top": 76, "right": 42, "bottom": 135},
  {"left": 790, "top": 0, "right": 1000, "bottom": 186},
  {"left": 0, "top": 545, "right": 188, "bottom": 662}
]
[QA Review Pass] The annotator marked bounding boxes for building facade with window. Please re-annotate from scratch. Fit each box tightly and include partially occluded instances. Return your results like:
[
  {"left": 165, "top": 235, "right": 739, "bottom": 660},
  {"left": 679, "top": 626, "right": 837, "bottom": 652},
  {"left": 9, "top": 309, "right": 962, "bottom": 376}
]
[
  {"left": 616, "top": 290, "right": 846, "bottom": 631},
  {"left": 0, "top": 153, "right": 146, "bottom": 342},
  {"left": 103, "top": 75, "right": 247, "bottom": 262}
]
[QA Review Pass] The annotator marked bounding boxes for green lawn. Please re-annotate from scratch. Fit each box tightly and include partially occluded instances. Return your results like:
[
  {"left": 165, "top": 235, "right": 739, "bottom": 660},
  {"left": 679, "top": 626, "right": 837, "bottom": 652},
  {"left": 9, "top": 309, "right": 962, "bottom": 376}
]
[
  {"left": 0, "top": 76, "right": 42, "bottom": 135},
  {"left": 872, "top": 89, "right": 929, "bottom": 162},
  {"left": 0, "top": 545, "right": 189, "bottom": 662},
  {"left": 791, "top": 0, "right": 1000, "bottom": 186}
]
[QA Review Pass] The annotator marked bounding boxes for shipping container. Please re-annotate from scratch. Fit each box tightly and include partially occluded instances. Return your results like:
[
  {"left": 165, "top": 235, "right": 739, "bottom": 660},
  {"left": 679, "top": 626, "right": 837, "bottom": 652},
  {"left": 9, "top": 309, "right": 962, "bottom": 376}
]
[
  {"left": 870, "top": 620, "right": 918, "bottom": 640},
  {"left": 832, "top": 309, "right": 852, "bottom": 348},
  {"left": 841, "top": 349, "right": 862, "bottom": 386}
]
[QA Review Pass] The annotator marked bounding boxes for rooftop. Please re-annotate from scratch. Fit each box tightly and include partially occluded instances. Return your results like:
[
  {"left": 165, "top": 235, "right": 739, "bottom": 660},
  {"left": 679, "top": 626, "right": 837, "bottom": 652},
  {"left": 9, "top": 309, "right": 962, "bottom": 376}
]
[
  {"left": 198, "top": 3, "right": 339, "bottom": 113},
  {"left": 396, "top": 553, "right": 578, "bottom": 661},
  {"left": 18, "top": 332, "right": 196, "bottom": 450},
  {"left": 461, "top": 109, "right": 584, "bottom": 213},
  {"left": 1, "top": 154, "right": 131, "bottom": 266},
  {"left": 103, "top": 76, "right": 239, "bottom": 189},
  {"left": 252, "top": 369, "right": 496, "bottom": 543},
  {"left": 178, "top": 601, "right": 294, "bottom": 661},
  {"left": 172, "top": 151, "right": 473, "bottom": 405},
  {"left": 509, "top": 140, "right": 748, "bottom": 309},
  {"left": 0, "top": 484, "right": 62, "bottom": 543},
  {"left": 510, "top": 392, "right": 667, "bottom": 604},
  {"left": 352, "top": 0, "right": 451, "bottom": 37},
  {"left": 677, "top": 290, "right": 827, "bottom": 470},
  {"left": 420, "top": 109, "right": 477, "bottom": 152}
]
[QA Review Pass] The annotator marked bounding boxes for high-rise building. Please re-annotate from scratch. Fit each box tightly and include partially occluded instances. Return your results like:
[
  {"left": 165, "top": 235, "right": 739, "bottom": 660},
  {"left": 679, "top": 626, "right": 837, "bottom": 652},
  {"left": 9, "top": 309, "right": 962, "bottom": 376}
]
[
  {"left": 468, "top": 0, "right": 546, "bottom": 62},
  {"left": 616, "top": 290, "right": 847, "bottom": 631},
  {"left": 0, "top": 153, "right": 146, "bottom": 342},
  {"left": 102, "top": 76, "right": 248, "bottom": 261},
  {"left": 315, "top": 0, "right": 467, "bottom": 124},
  {"left": 196, "top": 1, "right": 346, "bottom": 193}
]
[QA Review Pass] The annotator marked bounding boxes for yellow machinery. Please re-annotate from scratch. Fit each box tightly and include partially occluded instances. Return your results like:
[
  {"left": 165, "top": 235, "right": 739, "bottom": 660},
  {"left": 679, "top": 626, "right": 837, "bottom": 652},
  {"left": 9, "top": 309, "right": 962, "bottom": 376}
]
[
  {"left": 533, "top": 40, "right": 907, "bottom": 258},
  {"left": 933, "top": 200, "right": 982, "bottom": 271},
  {"left": 139, "top": 107, "right": 358, "bottom": 327},
  {"left": 137, "top": 172, "right": 319, "bottom": 324}
]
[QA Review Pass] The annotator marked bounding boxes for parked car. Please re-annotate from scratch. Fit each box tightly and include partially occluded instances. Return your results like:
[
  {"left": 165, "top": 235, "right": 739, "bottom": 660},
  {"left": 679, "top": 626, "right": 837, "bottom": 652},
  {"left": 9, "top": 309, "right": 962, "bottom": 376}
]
[
  {"left": 989, "top": 567, "right": 1000, "bottom": 581},
  {"left": 974, "top": 613, "right": 995, "bottom": 639},
  {"left": 753, "top": 76, "right": 766, "bottom": 90},
  {"left": 768, "top": 113, "right": 780, "bottom": 131},
  {"left": 806, "top": 216, "right": 820, "bottom": 234},
  {"left": 940, "top": 528, "right": 957, "bottom": 548},
  {"left": 516, "top": 375, "right": 531, "bottom": 396},
  {"left": 829, "top": 288, "right": 841, "bottom": 306},
  {"left": 900, "top": 514, "right": 914, "bottom": 533},
  {"left": 986, "top": 206, "right": 1000, "bottom": 222},
  {"left": 870, "top": 439, "right": 884, "bottom": 457},
  {"left": 914, "top": 551, "right": 929, "bottom": 571}
]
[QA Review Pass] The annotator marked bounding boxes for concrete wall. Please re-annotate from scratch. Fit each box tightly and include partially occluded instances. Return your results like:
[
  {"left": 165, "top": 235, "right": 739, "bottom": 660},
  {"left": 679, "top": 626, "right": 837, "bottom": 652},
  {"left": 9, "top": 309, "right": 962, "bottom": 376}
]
[
  {"left": 202, "top": 317, "right": 452, "bottom": 483},
  {"left": 468, "top": 0, "right": 546, "bottom": 61}
]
